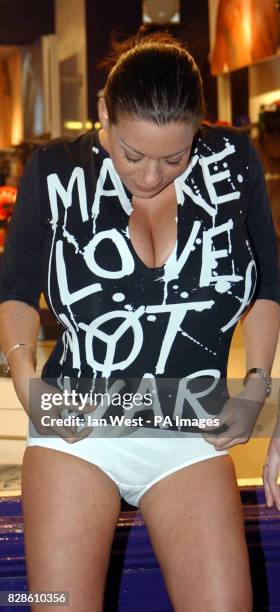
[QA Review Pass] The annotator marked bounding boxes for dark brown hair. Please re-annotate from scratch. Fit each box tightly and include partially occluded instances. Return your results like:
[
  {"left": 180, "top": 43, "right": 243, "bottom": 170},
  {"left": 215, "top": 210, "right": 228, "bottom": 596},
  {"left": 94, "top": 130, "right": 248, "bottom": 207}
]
[{"left": 101, "top": 26, "right": 206, "bottom": 126}]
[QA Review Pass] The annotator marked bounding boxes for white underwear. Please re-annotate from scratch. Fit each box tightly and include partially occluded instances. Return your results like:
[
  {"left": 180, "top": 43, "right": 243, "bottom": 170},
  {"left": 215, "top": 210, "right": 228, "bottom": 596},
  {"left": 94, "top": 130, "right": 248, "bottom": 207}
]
[{"left": 26, "top": 428, "right": 228, "bottom": 508}]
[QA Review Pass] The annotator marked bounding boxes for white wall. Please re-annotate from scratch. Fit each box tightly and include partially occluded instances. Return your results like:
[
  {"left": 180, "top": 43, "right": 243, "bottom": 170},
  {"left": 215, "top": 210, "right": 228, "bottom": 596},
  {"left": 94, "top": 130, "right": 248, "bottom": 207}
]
[{"left": 55, "top": 0, "right": 88, "bottom": 130}]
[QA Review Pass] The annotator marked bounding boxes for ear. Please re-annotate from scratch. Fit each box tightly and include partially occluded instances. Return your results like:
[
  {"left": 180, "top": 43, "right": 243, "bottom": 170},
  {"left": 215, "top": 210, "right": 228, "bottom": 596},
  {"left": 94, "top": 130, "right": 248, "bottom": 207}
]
[{"left": 98, "top": 97, "right": 109, "bottom": 131}]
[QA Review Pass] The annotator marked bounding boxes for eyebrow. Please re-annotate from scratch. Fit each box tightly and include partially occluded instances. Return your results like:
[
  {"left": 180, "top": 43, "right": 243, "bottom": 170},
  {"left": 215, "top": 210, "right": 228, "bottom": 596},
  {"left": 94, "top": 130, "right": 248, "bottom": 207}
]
[{"left": 119, "top": 138, "right": 189, "bottom": 159}]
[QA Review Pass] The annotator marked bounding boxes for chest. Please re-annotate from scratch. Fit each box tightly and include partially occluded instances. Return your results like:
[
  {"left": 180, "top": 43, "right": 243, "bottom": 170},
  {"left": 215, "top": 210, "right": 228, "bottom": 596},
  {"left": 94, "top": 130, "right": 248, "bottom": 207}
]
[{"left": 129, "top": 187, "right": 178, "bottom": 268}]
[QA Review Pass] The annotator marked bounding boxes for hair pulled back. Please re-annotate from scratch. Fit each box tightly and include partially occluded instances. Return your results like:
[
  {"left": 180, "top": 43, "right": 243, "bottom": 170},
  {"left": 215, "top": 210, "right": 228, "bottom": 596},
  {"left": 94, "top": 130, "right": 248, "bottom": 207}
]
[{"left": 102, "top": 26, "right": 206, "bottom": 126}]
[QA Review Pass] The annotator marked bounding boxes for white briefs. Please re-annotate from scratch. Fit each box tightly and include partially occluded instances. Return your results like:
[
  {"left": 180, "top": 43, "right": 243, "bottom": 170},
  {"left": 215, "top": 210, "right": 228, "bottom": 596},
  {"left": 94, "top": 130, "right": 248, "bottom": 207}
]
[{"left": 26, "top": 428, "right": 228, "bottom": 508}]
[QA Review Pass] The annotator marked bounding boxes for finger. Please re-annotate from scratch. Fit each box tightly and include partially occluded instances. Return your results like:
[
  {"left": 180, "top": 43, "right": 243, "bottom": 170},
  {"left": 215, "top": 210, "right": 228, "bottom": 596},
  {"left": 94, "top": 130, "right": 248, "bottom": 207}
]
[
  {"left": 202, "top": 415, "right": 235, "bottom": 439},
  {"left": 65, "top": 428, "right": 94, "bottom": 444},
  {"left": 214, "top": 436, "right": 249, "bottom": 450},
  {"left": 212, "top": 435, "right": 237, "bottom": 449},
  {"left": 264, "top": 467, "right": 280, "bottom": 511},
  {"left": 51, "top": 421, "right": 94, "bottom": 443},
  {"left": 213, "top": 438, "right": 230, "bottom": 449},
  {"left": 201, "top": 432, "right": 220, "bottom": 446},
  {"left": 201, "top": 427, "right": 231, "bottom": 445},
  {"left": 73, "top": 404, "right": 98, "bottom": 416},
  {"left": 263, "top": 478, "right": 274, "bottom": 508},
  {"left": 53, "top": 408, "right": 93, "bottom": 436},
  {"left": 266, "top": 486, "right": 280, "bottom": 511},
  {"left": 202, "top": 434, "right": 232, "bottom": 449},
  {"left": 266, "top": 479, "right": 280, "bottom": 511},
  {"left": 203, "top": 419, "right": 230, "bottom": 435}
]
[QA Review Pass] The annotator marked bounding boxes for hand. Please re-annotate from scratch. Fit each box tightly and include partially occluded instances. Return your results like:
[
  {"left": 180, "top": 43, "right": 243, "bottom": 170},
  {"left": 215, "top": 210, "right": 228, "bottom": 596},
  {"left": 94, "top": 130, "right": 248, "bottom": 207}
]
[
  {"left": 263, "top": 426, "right": 280, "bottom": 511},
  {"left": 27, "top": 378, "right": 96, "bottom": 444},
  {"left": 201, "top": 379, "right": 266, "bottom": 451}
]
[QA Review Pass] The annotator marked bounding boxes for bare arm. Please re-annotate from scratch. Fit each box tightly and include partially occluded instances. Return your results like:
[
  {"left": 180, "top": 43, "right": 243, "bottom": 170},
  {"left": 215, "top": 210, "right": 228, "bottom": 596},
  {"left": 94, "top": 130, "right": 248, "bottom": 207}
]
[
  {"left": 0, "top": 300, "right": 93, "bottom": 443},
  {"left": 248, "top": 301, "right": 280, "bottom": 509},
  {"left": 233, "top": 296, "right": 279, "bottom": 408},
  {"left": 240, "top": 298, "right": 280, "bottom": 402},
  {"left": 241, "top": 299, "right": 280, "bottom": 374},
  {"left": 203, "top": 299, "right": 280, "bottom": 451},
  {"left": 0, "top": 300, "right": 40, "bottom": 414},
  {"left": 241, "top": 299, "right": 280, "bottom": 510}
]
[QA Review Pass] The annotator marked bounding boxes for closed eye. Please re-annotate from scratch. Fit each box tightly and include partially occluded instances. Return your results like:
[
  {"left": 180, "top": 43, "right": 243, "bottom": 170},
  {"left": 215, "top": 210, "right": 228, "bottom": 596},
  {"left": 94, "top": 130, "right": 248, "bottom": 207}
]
[
  {"left": 124, "top": 153, "right": 186, "bottom": 166},
  {"left": 124, "top": 154, "right": 142, "bottom": 164},
  {"left": 166, "top": 158, "right": 184, "bottom": 166}
]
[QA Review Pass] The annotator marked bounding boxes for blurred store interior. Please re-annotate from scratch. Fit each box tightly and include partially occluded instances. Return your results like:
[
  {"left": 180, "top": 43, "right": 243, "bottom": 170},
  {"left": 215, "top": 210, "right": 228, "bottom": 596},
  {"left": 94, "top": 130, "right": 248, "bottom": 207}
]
[{"left": 0, "top": 0, "right": 280, "bottom": 493}]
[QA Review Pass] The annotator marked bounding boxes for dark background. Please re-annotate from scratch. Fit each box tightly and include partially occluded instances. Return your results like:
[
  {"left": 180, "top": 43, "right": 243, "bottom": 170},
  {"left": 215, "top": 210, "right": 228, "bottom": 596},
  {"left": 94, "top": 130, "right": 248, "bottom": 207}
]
[
  {"left": 0, "top": 0, "right": 249, "bottom": 124},
  {"left": 85, "top": 0, "right": 219, "bottom": 121},
  {"left": 0, "top": 0, "right": 55, "bottom": 45}
]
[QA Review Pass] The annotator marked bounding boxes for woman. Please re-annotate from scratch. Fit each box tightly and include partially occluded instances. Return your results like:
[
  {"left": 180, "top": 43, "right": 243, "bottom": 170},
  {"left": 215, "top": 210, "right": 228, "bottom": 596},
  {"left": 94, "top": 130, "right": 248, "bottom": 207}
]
[{"left": 0, "top": 28, "right": 279, "bottom": 611}]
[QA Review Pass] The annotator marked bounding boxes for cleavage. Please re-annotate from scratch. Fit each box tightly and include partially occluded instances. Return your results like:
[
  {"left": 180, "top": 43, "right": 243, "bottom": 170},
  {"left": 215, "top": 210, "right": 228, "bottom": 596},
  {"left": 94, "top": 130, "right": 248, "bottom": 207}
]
[{"left": 129, "top": 185, "right": 178, "bottom": 269}]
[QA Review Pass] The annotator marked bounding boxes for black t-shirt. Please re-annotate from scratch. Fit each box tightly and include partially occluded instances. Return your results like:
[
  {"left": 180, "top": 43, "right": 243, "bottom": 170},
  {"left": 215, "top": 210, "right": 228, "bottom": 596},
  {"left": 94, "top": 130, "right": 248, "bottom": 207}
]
[{"left": 0, "top": 125, "right": 279, "bottom": 422}]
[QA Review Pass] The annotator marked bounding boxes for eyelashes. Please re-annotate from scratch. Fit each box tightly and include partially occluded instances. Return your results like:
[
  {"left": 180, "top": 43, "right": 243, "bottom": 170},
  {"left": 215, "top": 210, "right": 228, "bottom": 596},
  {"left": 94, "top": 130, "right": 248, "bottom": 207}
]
[
  {"left": 124, "top": 154, "right": 183, "bottom": 166},
  {"left": 124, "top": 155, "right": 141, "bottom": 164},
  {"left": 166, "top": 159, "right": 182, "bottom": 166}
]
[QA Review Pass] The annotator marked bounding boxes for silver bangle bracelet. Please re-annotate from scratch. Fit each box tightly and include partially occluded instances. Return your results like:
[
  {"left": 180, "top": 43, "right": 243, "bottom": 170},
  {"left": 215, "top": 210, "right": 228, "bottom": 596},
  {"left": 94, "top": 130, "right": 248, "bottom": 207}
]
[{"left": 4, "top": 343, "right": 37, "bottom": 375}]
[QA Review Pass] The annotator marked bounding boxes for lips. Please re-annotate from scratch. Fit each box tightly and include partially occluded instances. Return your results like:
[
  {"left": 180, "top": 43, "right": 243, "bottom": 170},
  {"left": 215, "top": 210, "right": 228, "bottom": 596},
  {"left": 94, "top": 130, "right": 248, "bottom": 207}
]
[{"left": 134, "top": 183, "right": 162, "bottom": 193}]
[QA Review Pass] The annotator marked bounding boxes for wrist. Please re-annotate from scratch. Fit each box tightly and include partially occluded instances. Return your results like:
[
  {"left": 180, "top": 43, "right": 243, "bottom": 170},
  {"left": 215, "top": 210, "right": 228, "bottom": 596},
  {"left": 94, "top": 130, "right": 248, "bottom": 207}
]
[
  {"left": 4, "top": 343, "right": 37, "bottom": 376},
  {"left": 13, "top": 371, "right": 37, "bottom": 415},
  {"left": 243, "top": 368, "right": 272, "bottom": 398},
  {"left": 242, "top": 376, "right": 267, "bottom": 402}
]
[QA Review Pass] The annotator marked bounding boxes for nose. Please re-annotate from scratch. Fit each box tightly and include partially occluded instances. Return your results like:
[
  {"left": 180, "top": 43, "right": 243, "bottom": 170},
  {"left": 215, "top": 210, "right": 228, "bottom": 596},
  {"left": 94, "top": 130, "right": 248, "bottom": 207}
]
[{"left": 140, "top": 160, "right": 162, "bottom": 188}]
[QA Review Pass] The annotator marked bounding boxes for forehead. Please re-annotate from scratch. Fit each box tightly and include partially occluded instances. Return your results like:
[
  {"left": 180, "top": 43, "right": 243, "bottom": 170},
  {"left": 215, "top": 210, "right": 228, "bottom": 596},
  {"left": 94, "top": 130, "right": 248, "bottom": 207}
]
[{"left": 110, "top": 115, "right": 196, "bottom": 157}]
